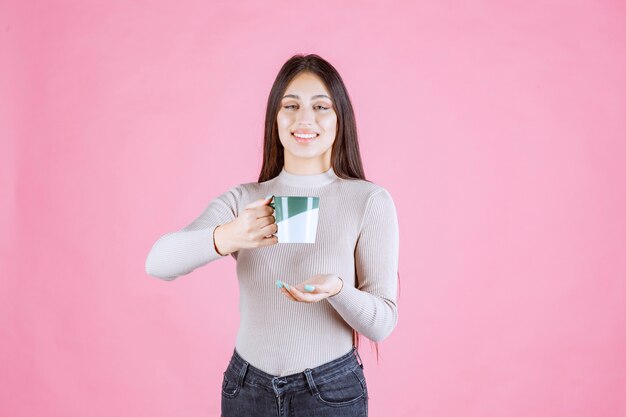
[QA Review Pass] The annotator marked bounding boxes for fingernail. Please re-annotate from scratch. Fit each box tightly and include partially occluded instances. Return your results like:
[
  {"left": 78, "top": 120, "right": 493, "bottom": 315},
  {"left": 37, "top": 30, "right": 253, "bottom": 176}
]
[
  {"left": 284, "top": 282, "right": 290, "bottom": 290},
  {"left": 304, "top": 285, "right": 315, "bottom": 292},
  {"left": 276, "top": 280, "right": 283, "bottom": 288},
  {"left": 265, "top": 194, "right": 273, "bottom": 200}
]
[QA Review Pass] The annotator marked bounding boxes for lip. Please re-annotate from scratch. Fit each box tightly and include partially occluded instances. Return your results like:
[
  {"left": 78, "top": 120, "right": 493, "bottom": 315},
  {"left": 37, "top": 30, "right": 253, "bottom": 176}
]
[
  {"left": 291, "top": 129, "right": 318, "bottom": 135},
  {"left": 292, "top": 132, "right": 318, "bottom": 143}
]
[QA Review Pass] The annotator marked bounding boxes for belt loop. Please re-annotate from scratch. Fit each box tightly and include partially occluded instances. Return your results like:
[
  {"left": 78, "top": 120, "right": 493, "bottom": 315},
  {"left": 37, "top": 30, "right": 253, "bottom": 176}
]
[
  {"left": 238, "top": 361, "right": 249, "bottom": 387},
  {"left": 354, "top": 347, "right": 364, "bottom": 368},
  {"left": 303, "top": 369, "right": 319, "bottom": 396}
]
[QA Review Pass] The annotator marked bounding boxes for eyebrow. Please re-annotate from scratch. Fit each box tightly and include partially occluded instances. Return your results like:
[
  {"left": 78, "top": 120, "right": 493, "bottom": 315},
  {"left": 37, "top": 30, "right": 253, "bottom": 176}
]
[{"left": 282, "top": 94, "right": 331, "bottom": 100}]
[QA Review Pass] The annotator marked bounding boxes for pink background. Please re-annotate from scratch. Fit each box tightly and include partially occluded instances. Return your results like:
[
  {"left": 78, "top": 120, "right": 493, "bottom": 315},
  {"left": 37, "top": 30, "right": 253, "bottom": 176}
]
[{"left": 2, "top": 1, "right": 625, "bottom": 416}]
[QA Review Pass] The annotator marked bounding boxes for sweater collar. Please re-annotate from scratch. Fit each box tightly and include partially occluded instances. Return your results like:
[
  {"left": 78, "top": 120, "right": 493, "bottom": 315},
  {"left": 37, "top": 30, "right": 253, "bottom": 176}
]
[{"left": 276, "top": 166, "right": 338, "bottom": 187}]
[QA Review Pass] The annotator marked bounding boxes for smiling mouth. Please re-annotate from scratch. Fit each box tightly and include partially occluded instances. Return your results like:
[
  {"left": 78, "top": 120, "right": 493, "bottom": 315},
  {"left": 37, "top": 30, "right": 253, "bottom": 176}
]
[{"left": 292, "top": 132, "right": 319, "bottom": 143}]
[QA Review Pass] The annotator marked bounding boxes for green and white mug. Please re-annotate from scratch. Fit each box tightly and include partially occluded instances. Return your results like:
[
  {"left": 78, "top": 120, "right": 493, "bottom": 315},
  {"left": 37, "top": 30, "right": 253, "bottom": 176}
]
[{"left": 268, "top": 195, "right": 320, "bottom": 243}]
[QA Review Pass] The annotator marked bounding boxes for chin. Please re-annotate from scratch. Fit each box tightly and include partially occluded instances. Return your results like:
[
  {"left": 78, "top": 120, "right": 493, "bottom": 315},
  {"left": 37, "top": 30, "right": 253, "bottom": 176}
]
[{"left": 288, "top": 151, "right": 320, "bottom": 159}]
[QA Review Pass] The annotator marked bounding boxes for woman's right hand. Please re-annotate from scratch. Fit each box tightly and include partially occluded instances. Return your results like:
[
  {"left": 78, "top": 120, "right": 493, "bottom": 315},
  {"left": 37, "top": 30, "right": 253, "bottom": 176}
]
[{"left": 213, "top": 195, "right": 278, "bottom": 255}]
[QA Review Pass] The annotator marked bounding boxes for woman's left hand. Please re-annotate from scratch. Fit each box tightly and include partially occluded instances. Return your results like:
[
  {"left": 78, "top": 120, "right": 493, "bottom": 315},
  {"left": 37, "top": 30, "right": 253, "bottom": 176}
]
[{"left": 278, "top": 273, "right": 343, "bottom": 303}]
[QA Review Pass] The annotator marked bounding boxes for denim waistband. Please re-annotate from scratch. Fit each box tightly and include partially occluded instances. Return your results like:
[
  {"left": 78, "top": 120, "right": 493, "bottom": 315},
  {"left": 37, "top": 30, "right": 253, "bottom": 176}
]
[{"left": 224, "top": 346, "right": 363, "bottom": 396}]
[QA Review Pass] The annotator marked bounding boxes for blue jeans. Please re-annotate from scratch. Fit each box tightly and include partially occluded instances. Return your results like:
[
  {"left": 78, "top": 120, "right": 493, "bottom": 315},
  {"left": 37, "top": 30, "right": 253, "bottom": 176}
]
[{"left": 221, "top": 346, "right": 368, "bottom": 417}]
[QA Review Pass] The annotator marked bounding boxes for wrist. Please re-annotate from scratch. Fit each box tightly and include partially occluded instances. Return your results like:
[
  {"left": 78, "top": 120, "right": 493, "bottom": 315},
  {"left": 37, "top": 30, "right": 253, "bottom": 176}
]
[
  {"left": 213, "top": 225, "right": 231, "bottom": 256},
  {"left": 330, "top": 275, "right": 344, "bottom": 297}
]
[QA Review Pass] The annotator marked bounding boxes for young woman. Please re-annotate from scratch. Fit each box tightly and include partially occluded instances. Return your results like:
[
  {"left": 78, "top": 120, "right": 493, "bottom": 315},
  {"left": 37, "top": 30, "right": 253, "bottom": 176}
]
[{"left": 145, "top": 53, "right": 400, "bottom": 417}]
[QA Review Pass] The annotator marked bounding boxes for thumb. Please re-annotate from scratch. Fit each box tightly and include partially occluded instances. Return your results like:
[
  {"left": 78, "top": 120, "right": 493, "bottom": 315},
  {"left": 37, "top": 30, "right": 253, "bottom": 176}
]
[{"left": 245, "top": 194, "right": 273, "bottom": 209}]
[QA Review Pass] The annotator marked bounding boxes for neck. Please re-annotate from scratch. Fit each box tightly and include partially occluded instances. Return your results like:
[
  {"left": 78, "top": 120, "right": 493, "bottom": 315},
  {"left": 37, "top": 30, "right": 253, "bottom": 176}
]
[{"left": 276, "top": 166, "right": 338, "bottom": 187}]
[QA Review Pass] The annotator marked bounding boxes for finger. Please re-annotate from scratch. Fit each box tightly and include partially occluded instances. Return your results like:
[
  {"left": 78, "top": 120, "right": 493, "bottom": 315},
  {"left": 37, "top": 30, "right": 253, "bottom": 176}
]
[
  {"left": 304, "top": 279, "right": 337, "bottom": 294},
  {"left": 277, "top": 280, "right": 297, "bottom": 299},
  {"left": 288, "top": 286, "right": 328, "bottom": 303},
  {"left": 258, "top": 235, "right": 278, "bottom": 246},
  {"left": 281, "top": 282, "right": 301, "bottom": 301},
  {"left": 253, "top": 208, "right": 275, "bottom": 223},
  {"left": 245, "top": 195, "right": 273, "bottom": 210},
  {"left": 259, "top": 205, "right": 276, "bottom": 217},
  {"left": 256, "top": 229, "right": 278, "bottom": 246},
  {"left": 252, "top": 215, "right": 276, "bottom": 235},
  {"left": 294, "top": 284, "right": 316, "bottom": 293},
  {"left": 259, "top": 221, "right": 278, "bottom": 237},
  {"left": 249, "top": 206, "right": 275, "bottom": 225},
  {"left": 280, "top": 287, "right": 298, "bottom": 301}
]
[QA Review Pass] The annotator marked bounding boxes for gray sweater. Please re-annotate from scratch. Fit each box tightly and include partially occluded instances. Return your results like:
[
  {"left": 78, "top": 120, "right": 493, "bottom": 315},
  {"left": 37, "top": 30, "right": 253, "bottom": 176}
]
[{"left": 145, "top": 166, "right": 400, "bottom": 376}]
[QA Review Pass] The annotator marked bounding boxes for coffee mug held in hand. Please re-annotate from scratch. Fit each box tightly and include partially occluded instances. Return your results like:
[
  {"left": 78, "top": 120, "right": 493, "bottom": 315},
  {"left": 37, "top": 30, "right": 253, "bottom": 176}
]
[{"left": 268, "top": 196, "right": 320, "bottom": 243}]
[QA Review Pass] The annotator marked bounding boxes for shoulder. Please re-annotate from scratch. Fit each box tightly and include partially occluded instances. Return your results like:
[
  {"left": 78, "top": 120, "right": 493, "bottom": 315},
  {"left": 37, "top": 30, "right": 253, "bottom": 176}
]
[
  {"left": 234, "top": 180, "right": 266, "bottom": 199},
  {"left": 331, "top": 178, "right": 398, "bottom": 235},
  {"left": 223, "top": 180, "right": 270, "bottom": 210},
  {"left": 220, "top": 181, "right": 261, "bottom": 197},
  {"left": 335, "top": 177, "right": 396, "bottom": 207},
  {"left": 344, "top": 181, "right": 399, "bottom": 237}
]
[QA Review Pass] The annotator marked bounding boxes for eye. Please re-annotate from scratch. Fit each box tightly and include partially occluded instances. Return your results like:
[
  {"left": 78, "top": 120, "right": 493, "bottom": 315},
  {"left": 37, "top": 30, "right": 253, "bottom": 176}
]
[{"left": 282, "top": 104, "right": 330, "bottom": 110}]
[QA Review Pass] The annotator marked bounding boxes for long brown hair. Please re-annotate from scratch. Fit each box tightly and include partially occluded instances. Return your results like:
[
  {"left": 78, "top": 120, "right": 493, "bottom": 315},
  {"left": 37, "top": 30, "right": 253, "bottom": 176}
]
[{"left": 257, "top": 53, "right": 401, "bottom": 363}]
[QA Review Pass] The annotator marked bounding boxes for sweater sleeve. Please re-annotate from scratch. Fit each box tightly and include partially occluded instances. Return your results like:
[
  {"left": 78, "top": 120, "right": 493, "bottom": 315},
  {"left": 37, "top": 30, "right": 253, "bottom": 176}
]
[
  {"left": 145, "top": 184, "right": 242, "bottom": 281},
  {"left": 327, "top": 188, "right": 400, "bottom": 342}
]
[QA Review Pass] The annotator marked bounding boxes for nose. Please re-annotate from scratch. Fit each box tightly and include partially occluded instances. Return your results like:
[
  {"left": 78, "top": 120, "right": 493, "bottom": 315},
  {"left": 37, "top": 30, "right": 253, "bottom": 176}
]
[{"left": 295, "top": 106, "right": 316, "bottom": 124}]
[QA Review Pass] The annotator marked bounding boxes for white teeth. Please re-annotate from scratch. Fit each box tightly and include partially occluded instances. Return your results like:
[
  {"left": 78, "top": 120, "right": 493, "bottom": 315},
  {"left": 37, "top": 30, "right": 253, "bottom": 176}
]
[{"left": 293, "top": 133, "right": 318, "bottom": 139}]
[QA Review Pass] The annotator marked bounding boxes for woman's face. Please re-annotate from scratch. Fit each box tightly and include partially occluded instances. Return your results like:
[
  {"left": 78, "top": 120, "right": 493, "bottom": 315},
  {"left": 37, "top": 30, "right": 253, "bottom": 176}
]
[{"left": 277, "top": 72, "right": 337, "bottom": 168}]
